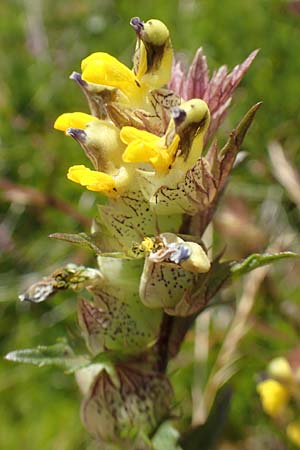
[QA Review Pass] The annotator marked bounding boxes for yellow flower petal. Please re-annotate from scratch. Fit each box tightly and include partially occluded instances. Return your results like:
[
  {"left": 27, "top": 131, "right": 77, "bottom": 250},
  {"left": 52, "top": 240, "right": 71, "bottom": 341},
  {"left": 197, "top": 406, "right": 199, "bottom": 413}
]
[
  {"left": 54, "top": 112, "right": 98, "bottom": 133},
  {"left": 120, "top": 126, "right": 180, "bottom": 174},
  {"left": 287, "top": 422, "right": 300, "bottom": 446},
  {"left": 81, "top": 53, "right": 140, "bottom": 99},
  {"left": 257, "top": 379, "right": 289, "bottom": 417},
  {"left": 149, "top": 150, "right": 173, "bottom": 174},
  {"left": 120, "top": 127, "right": 159, "bottom": 145},
  {"left": 67, "top": 165, "right": 117, "bottom": 196}
]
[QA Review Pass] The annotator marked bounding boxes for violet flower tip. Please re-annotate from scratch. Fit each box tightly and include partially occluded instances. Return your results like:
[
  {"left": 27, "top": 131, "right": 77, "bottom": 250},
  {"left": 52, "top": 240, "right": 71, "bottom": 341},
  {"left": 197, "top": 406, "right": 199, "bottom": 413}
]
[
  {"left": 69, "top": 71, "right": 87, "bottom": 87},
  {"left": 66, "top": 128, "right": 87, "bottom": 142},
  {"left": 171, "top": 107, "right": 187, "bottom": 126},
  {"left": 130, "top": 17, "right": 144, "bottom": 35}
]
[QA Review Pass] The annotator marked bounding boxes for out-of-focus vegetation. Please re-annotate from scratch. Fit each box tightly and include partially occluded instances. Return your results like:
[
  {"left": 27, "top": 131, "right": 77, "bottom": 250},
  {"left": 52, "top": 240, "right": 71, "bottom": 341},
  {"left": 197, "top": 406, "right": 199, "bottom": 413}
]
[{"left": 1, "top": 0, "right": 300, "bottom": 449}]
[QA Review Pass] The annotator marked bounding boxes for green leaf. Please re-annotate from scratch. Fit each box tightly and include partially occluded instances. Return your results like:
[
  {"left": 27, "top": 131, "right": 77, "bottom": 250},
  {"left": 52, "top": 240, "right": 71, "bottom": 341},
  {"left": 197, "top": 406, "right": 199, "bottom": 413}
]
[
  {"left": 49, "top": 232, "right": 103, "bottom": 254},
  {"left": 5, "top": 341, "right": 90, "bottom": 372},
  {"left": 180, "top": 388, "right": 231, "bottom": 450},
  {"left": 230, "top": 251, "right": 299, "bottom": 277},
  {"left": 153, "top": 422, "right": 182, "bottom": 450}
]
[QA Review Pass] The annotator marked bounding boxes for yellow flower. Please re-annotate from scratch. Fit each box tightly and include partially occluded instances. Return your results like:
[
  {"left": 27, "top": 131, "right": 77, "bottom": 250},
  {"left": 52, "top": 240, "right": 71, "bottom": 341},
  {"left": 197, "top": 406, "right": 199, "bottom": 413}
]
[
  {"left": 81, "top": 52, "right": 144, "bottom": 105},
  {"left": 257, "top": 379, "right": 289, "bottom": 417},
  {"left": 80, "top": 17, "right": 173, "bottom": 109},
  {"left": 54, "top": 112, "right": 99, "bottom": 133},
  {"left": 287, "top": 421, "right": 300, "bottom": 446},
  {"left": 120, "top": 126, "right": 180, "bottom": 174},
  {"left": 268, "top": 357, "right": 293, "bottom": 382},
  {"left": 169, "top": 99, "right": 210, "bottom": 171},
  {"left": 131, "top": 18, "right": 173, "bottom": 88},
  {"left": 67, "top": 165, "right": 117, "bottom": 197}
]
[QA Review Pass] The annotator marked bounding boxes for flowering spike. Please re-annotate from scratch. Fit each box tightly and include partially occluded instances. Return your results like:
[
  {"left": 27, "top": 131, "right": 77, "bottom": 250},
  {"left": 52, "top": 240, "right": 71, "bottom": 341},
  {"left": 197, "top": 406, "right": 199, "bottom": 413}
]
[{"left": 15, "top": 15, "right": 264, "bottom": 449}]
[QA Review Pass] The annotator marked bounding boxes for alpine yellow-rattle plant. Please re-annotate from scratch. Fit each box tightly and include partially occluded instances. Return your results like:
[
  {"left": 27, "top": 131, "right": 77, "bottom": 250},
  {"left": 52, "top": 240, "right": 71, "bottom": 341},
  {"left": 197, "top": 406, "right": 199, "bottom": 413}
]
[{"left": 6, "top": 16, "right": 298, "bottom": 450}]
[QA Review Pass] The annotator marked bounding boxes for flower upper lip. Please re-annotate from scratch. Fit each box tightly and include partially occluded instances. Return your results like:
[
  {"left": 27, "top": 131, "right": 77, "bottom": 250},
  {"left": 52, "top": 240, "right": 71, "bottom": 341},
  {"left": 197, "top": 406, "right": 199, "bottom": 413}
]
[
  {"left": 66, "top": 128, "right": 87, "bottom": 143},
  {"left": 69, "top": 71, "right": 88, "bottom": 87},
  {"left": 130, "top": 17, "right": 144, "bottom": 36}
]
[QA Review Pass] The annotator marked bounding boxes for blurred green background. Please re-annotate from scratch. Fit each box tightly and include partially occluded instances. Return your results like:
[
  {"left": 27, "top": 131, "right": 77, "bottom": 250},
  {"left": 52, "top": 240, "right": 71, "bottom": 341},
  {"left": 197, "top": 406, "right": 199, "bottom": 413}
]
[{"left": 1, "top": 0, "right": 300, "bottom": 449}]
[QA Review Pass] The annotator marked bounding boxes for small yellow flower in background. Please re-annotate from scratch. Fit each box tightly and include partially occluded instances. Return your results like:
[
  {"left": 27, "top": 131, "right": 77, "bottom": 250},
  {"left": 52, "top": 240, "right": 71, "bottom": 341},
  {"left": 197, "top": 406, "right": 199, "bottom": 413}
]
[
  {"left": 120, "top": 126, "right": 180, "bottom": 174},
  {"left": 54, "top": 112, "right": 98, "bottom": 133},
  {"left": 287, "top": 421, "right": 300, "bottom": 446},
  {"left": 268, "top": 357, "right": 293, "bottom": 382},
  {"left": 257, "top": 379, "right": 290, "bottom": 417},
  {"left": 67, "top": 165, "right": 117, "bottom": 196}
]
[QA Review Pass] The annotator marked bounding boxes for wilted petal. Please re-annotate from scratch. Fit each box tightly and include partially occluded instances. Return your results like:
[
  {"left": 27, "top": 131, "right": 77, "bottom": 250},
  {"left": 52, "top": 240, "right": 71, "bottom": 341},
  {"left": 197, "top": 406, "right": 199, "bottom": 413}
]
[{"left": 19, "top": 264, "right": 102, "bottom": 303}]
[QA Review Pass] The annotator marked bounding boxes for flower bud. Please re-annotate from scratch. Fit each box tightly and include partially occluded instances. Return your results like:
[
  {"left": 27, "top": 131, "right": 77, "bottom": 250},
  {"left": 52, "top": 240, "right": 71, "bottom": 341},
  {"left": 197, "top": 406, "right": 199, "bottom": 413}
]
[{"left": 80, "top": 364, "right": 173, "bottom": 449}]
